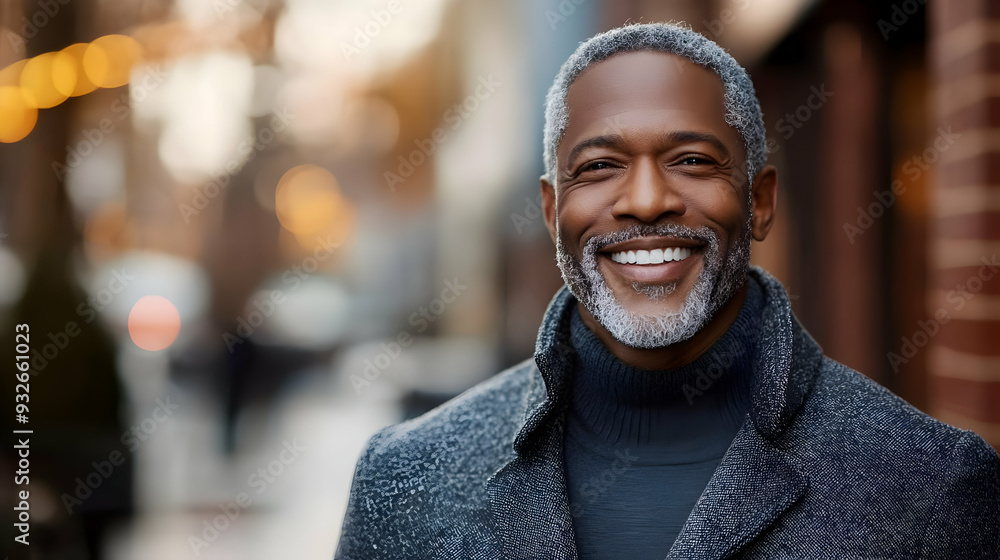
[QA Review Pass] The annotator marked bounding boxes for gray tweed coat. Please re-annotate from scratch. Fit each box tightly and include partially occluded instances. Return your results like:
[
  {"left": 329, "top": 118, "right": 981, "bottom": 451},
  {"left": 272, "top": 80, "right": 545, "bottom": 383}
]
[{"left": 335, "top": 267, "right": 1000, "bottom": 559}]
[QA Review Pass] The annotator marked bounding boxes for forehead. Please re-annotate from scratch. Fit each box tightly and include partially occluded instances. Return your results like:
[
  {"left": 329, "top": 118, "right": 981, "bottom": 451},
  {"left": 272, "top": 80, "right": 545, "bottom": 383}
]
[{"left": 560, "top": 50, "right": 741, "bottom": 158}]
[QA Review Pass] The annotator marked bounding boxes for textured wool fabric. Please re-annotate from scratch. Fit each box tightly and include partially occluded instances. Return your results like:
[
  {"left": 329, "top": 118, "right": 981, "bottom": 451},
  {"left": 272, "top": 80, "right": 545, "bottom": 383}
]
[
  {"left": 563, "top": 278, "right": 761, "bottom": 559},
  {"left": 335, "top": 266, "right": 1000, "bottom": 559}
]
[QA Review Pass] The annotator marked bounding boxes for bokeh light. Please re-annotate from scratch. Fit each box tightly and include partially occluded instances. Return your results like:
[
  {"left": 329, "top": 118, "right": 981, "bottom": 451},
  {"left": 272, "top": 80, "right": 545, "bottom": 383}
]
[
  {"left": 0, "top": 247, "right": 27, "bottom": 306},
  {"left": 275, "top": 164, "right": 350, "bottom": 238},
  {"left": 83, "top": 34, "right": 143, "bottom": 89},
  {"left": 127, "top": 295, "right": 181, "bottom": 351},
  {"left": 59, "top": 43, "right": 99, "bottom": 97},
  {"left": 154, "top": 50, "right": 255, "bottom": 182},
  {"left": 20, "top": 52, "right": 75, "bottom": 108},
  {"left": 0, "top": 59, "right": 27, "bottom": 87},
  {"left": 0, "top": 86, "right": 38, "bottom": 143}
]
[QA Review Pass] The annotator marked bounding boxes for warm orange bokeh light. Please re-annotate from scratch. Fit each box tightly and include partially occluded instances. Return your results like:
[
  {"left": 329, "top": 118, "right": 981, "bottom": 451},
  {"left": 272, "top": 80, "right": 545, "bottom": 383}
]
[
  {"left": 59, "top": 43, "right": 99, "bottom": 97},
  {"left": 51, "top": 51, "right": 79, "bottom": 97},
  {"left": 275, "top": 165, "right": 350, "bottom": 238},
  {"left": 290, "top": 204, "right": 356, "bottom": 252},
  {"left": 0, "top": 35, "right": 143, "bottom": 141},
  {"left": 20, "top": 52, "right": 73, "bottom": 108},
  {"left": 0, "top": 60, "right": 27, "bottom": 87},
  {"left": 83, "top": 34, "right": 143, "bottom": 89},
  {"left": 128, "top": 295, "right": 181, "bottom": 351},
  {"left": 0, "top": 86, "right": 38, "bottom": 143}
]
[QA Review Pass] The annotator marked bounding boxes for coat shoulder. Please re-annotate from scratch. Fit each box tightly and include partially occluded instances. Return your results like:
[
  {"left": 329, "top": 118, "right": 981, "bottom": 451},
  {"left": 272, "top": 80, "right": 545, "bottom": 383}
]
[
  {"left": 335, "top": 359, "right": 537, "bottom": 559},
  {"left": 358, "top": 357, "right": 536, "bottom": 477},
  {"left": 776, "top": 359, "right": 1000, "bottom": 556},
  {"left": 800, "top": 358, "right": 998, "bottom": 464}
]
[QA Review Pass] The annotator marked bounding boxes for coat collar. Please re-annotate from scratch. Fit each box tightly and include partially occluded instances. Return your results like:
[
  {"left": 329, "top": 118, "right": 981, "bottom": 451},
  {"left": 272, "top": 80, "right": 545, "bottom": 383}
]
[
  {"left": 523, "top": 265, "right": 824, "bottom": 450},
  {"left": 486, "top": 266, "right": 825, "bottom": 558}
]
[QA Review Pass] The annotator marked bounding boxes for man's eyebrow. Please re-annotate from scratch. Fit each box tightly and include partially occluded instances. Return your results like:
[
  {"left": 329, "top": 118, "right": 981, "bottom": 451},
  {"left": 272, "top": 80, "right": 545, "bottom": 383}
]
[
  {"left": 564, "top": 130, "right": 733, "bottom": 172},
  {"left": 565, "top": 134, "right": 624, "bottom": 171},
  {"left": 660, "top": 131, "right": 732, "bottom": 159}
]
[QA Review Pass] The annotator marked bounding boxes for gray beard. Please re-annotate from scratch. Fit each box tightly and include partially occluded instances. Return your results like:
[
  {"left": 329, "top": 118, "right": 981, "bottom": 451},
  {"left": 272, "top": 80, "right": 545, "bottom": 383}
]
[{"left": 555, "top": 221, "right": 752, "bottom": 349}]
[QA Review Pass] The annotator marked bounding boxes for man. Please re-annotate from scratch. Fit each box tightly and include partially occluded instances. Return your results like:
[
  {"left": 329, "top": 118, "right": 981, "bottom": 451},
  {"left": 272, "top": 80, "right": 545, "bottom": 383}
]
[{"left": 336, "top": 23, "right": 1000, "bottom": 559}]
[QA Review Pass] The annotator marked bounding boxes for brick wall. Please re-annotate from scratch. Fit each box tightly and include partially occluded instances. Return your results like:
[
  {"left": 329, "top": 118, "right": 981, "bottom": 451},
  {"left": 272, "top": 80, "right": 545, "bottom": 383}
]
[{"left": 928, "top": 0, "right": 1000, "bottom": 448}]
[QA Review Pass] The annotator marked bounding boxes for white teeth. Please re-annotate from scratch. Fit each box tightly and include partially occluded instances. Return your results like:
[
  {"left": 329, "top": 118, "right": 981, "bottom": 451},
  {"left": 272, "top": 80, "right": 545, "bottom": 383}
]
[{"left": 610, "top": 247, "right": 693, "bottom": 265}]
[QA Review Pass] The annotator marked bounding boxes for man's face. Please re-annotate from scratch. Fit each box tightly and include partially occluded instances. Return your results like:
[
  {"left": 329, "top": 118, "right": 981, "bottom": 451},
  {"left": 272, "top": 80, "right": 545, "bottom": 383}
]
[{"left": 543, "top": 51, "right": 755, "bottom": 349}]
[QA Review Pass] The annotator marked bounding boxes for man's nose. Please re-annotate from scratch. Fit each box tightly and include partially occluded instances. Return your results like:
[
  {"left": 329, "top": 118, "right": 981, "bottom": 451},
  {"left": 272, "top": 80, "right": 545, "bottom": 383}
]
[{"left": 611, "top": 157, "right": 686, "bottom": 222}]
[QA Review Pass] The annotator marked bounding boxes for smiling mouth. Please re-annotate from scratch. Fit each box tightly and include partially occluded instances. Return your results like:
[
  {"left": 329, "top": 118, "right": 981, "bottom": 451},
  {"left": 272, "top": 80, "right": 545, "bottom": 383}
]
[
  {"left": 608, "top": 247, "right": 694, "bottom": 265},
  {"left": 597, "top": 238, "right": 705, "bottom": 285}
]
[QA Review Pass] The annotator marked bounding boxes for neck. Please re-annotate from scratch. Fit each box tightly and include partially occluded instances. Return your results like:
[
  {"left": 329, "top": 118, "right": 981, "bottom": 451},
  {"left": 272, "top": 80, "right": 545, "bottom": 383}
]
[{"left": 576, "top": 281, "right": 748, "bottom": 370}]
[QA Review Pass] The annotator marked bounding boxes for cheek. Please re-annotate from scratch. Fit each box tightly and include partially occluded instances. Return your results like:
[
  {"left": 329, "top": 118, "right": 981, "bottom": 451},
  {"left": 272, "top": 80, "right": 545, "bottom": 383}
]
[
  {"left": 688, "top": 184, "right": 748, "bottom": 228},
  {"left": 558, "top": 189, "right": 612, "bottom": 238}
]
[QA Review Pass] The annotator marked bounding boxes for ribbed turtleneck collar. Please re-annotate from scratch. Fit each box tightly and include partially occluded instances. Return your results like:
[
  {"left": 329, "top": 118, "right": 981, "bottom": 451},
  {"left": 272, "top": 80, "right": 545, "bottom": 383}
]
[{"left": 566, "top": 276, "right": 764, "bottom": 462}]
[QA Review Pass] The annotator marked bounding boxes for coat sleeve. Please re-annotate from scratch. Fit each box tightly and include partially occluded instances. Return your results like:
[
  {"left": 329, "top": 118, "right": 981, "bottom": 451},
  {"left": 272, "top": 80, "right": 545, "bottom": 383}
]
[
  {"left": 334, "top": 430, "right": 391, "bottom": 560},
  {"left": 919, "top": 431, "right": 1000, "bottom": 559}
]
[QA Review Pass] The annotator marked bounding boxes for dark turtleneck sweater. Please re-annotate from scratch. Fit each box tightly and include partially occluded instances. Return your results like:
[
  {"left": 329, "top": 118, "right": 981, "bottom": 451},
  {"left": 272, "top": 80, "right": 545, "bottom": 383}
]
[{"left": 563, "top": 276, "right": 764, "bottom": 560}]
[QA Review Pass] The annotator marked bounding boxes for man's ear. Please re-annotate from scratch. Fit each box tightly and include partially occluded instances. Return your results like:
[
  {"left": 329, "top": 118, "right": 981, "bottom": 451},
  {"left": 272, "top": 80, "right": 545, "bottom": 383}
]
[
  {"left": 750, "top": 164, "right": 778, "bottom": 242},
  {"left": 541, "top": 177, "right": 558, "bottom": 245}
]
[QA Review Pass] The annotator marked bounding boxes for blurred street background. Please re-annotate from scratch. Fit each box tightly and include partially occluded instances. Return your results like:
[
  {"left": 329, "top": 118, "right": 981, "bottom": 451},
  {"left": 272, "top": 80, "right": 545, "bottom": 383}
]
[{"left": 1, "top": 0, "right": 998, "bottom": 558}]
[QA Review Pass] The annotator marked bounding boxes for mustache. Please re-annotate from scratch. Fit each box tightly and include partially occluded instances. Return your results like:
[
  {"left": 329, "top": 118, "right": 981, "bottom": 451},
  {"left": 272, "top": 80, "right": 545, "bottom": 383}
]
[{"left": 582, "top": 224, "right": 718, "bottom": 255}]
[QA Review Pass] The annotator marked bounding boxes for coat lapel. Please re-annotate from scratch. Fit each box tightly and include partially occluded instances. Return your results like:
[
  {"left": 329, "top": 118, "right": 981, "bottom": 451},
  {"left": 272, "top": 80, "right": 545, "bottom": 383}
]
[
  {"left": 486, "top": 287, "right": 580, "bottom": 559},
  {"left": 486, "top": 424, "right": 578, "bottom": 560},
  {"left": 482, "top": 269, "right": 823, "bottom": 559},
  {"left": 667, "top": 267, "right": 823, "bottom": 558},
  {"left": 665, "top": 423, "right": 809, "bottom": 559}
]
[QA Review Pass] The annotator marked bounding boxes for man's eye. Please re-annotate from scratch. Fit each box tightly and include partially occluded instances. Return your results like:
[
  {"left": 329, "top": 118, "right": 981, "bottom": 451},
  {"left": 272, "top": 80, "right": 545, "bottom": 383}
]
[
  {"left": 680, "top": 156, "right": 712, "bottom": 165},
  {"left": 580, "top": 161, "right": 612, "bottom": 172}
]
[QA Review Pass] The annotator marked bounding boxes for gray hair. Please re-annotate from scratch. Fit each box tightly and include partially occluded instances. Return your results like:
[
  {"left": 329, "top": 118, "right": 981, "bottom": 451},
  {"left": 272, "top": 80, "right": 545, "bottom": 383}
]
[{"left": 542, "top": 22, "right": 766, "bottom": 186}]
